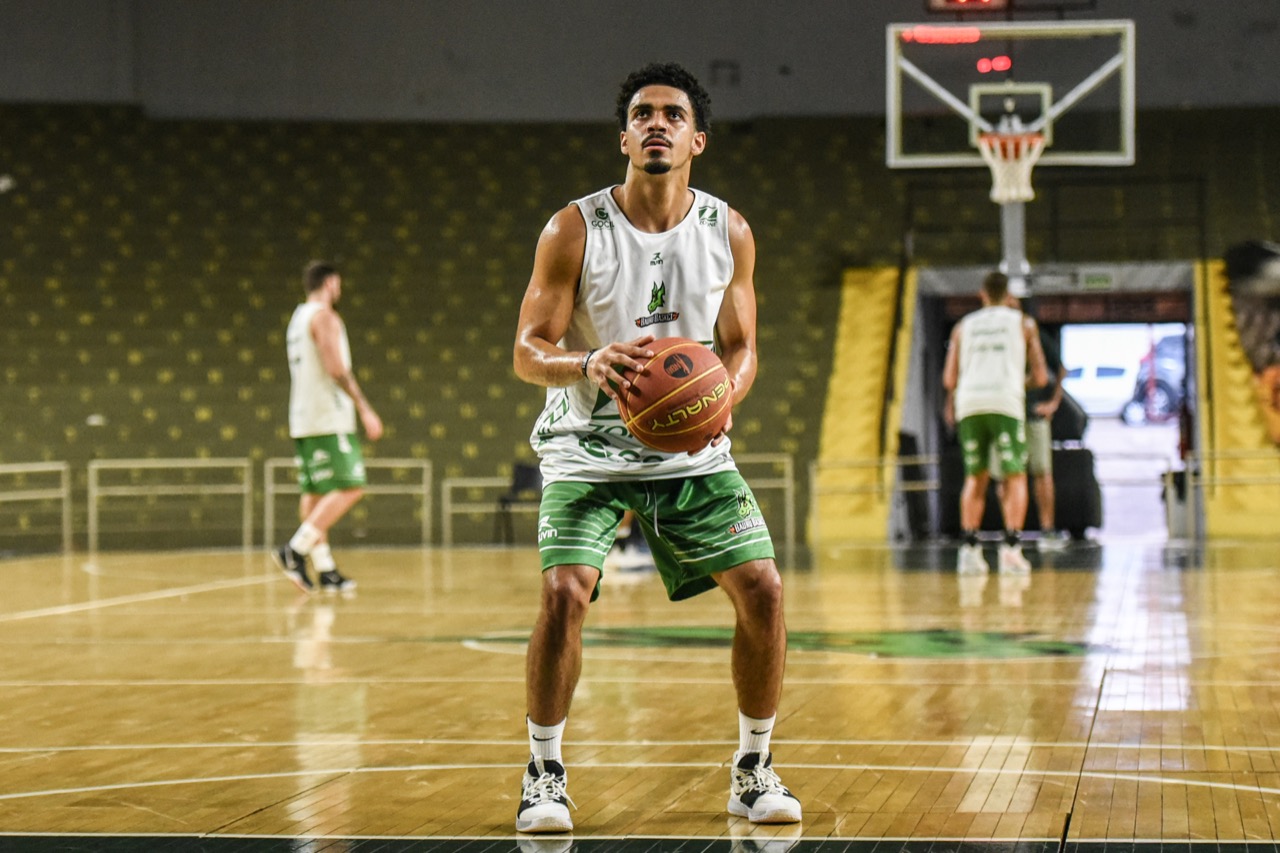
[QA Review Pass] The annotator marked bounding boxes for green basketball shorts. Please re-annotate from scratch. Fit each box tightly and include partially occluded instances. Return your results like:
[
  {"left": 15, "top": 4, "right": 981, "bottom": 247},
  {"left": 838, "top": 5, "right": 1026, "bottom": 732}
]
[
  {"left": 536, "top": 470, "right": 776, "bottom": 602},
  {"left": 959, "top": 413, "right": 1027, "bottom": 477},
  {"left": 293, "top": 433, "right": 367, "bottom": 494},
  {"left": 988, "top": 417, "right": 1051, "bottom": 479}
]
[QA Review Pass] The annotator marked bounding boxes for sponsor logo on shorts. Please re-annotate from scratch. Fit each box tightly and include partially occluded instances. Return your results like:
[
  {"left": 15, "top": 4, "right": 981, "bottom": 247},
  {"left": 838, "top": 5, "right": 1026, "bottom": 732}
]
[
  {"left": 728, "top": 516, "right": 767, "bottom": 536},
  {"left": 537, "top": 516, "right": 558, "bottom": 542},
  {"left": 312, "top": 449, "right": 331, "bottom": 463},
  {"left": 314, "top": 468, "right": 334, "bottom": 481}
]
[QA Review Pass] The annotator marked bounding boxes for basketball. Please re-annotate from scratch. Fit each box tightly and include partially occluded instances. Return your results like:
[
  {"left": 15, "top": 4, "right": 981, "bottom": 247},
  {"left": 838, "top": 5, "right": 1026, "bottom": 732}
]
[{"left": 617, "top": 337, "right": 732, "bottom": 454}]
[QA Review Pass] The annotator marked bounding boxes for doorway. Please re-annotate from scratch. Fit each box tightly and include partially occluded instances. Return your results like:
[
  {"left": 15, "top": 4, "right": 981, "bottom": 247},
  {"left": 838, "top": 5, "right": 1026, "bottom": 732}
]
[{"left": 1059, "top": 323, "right": 1187, "bottom": 540}]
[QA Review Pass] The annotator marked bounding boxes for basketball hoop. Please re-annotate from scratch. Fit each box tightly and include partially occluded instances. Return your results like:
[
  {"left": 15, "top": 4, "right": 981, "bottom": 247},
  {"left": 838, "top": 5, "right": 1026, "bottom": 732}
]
[{"left": 978, "top": 132, "right": 1045, "bottom": 204}]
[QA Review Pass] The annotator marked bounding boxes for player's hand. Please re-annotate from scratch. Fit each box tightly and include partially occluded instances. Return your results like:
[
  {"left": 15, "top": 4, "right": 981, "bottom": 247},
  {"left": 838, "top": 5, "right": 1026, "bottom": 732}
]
[
  {"left": 587, "top": 334, "right": 656, "bottom": 403},
  {"left": 361, "top": 407, "right": 384, "bottom": 442},
  {"left": 1033, "top": 400, "right": 1058, "bottom": 419}
]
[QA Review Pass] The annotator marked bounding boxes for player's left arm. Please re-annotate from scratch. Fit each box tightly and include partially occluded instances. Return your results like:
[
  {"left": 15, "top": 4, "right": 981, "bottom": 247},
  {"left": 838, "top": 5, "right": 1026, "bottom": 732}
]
[
  {"left": 312, "top": 309, "right": 383, "bottom": 441},
  {"left": 1024, "top": 317, "right": 1049, "bottom": 390},
  {"left": 715, "top": 207, "right": 759, "bottom": 408}
]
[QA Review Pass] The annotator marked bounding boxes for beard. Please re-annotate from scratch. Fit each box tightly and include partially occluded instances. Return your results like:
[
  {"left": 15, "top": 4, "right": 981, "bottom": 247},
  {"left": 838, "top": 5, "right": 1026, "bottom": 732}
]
[{"left": 642, "top": 159, "right": 672, "bottom": 175}]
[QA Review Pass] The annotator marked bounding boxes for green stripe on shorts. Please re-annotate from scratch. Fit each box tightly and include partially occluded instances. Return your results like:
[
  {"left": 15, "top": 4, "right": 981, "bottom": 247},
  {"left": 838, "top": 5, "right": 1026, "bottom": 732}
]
[{"left": 537, "top": 471, "right": 775, "bottom": 602}]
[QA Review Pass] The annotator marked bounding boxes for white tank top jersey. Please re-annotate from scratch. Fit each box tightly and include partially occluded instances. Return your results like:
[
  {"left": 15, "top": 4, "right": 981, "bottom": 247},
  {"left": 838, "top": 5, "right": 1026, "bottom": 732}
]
[
  {"left": 954, "top": 305, "right": 1027, "bottom": 422},
  {"left": 531, "top": 186, "right": 740, "bottom": 483},
  {"left": 286, "top": 301, "right": 357, "bottom": 438}
]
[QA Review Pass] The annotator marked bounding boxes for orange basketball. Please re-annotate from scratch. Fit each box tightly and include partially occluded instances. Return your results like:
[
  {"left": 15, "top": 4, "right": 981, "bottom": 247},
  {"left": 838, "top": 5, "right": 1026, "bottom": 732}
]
[{"left": 617, "top": 337, "right": 732, "bottom": 454}]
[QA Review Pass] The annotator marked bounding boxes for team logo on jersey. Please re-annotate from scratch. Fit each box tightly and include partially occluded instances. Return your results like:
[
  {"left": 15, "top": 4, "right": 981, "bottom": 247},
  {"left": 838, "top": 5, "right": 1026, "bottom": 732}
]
[
  {"left": 636, "top": 281, "right": 680, "bottom": 327},
  {"left": 648, "top": 282, "right": 666, "bottom": 312},
  {"left": 591, "top": 208, "right": 614, "bottom": 230},
  {"left": 697, "top": 205, "right": 718, "bottom": 226}
]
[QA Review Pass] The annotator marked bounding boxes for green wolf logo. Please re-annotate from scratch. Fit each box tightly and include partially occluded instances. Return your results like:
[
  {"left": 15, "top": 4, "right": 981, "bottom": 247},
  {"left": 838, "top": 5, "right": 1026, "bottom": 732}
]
[
  {"left": 735, "top": 489, "right": 757, "bottom": 518},
  {"left": 648, "top": 282, "right": 666, "bottom": 313}
]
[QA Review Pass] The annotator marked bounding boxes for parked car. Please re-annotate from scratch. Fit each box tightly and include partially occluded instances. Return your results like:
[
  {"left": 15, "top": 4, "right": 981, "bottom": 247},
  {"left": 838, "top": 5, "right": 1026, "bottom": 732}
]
[
  {"left": 1122, "top": 334, "right": 1186, "bottom": 424},
  {"left": 1062, "top": 361, "right": 1139, "bottom": 418}
]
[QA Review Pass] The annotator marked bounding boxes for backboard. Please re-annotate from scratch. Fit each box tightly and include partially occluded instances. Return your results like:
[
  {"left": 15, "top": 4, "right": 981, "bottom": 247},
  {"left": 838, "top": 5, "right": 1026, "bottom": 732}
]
[{"left": 886, "top": 19, "right": 1134, "bottom": 169}]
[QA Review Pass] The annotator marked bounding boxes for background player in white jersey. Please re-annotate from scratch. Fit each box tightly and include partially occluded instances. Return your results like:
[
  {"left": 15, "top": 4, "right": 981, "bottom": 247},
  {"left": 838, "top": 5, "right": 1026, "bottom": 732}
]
[
  {"left": 944, "top": 272, "right": 1048, "bottom": 575},
  {"left": 273, "top": 260, "right": 383, "bottom": 593},
  {"left": 510, "top": 62, "right": 801, "bottom": 833}
]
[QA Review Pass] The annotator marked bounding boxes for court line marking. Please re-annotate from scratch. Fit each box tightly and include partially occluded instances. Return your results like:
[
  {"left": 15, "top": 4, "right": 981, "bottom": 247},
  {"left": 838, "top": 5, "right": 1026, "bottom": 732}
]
[
  {"left": 0, "top": 574, "right": 277, "bottom": 623},
  {"left": 0, "top": 832, "right": 1270, "bottom": 845},
  {"left": 1, "top": 760, "right": 1278, "bottom": 803},
  {"left": 3, "top": 736, "right": 1280, "bottom": 753}
]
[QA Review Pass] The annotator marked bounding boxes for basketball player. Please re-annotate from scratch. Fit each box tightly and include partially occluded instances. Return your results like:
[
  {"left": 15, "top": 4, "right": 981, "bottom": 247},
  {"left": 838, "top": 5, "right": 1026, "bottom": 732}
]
[
  {"left": 510, "top": 63, "right": 801, "bottom": 833},
  {"left": 943, "top": 272, "right": 1048, "bottom": 575},
  {"left": 987, "top": 296, "right": 1069, "bottom": 550},
  {"left": 273, "top": 260, "right": 383, "bottom": 593}
]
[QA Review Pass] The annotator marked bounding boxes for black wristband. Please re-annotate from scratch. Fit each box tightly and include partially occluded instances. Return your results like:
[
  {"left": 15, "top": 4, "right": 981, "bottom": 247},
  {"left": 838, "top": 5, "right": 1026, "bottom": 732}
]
[{"left": 580, "top": 348, "right": 597, "bottom": 378}]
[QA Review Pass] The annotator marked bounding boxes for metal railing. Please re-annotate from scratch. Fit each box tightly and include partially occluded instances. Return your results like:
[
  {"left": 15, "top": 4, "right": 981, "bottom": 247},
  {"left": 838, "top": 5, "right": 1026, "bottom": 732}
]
[
  {"left": 263, "top": 457, "right": 433, "bottom": 547},
  {"left": 440, "top": 453, "right": 797, "bottom": 552},
  {"left": 1179, "top": 449, "right": 1280, "bottom": 540},
  {"left": 440, "top": 476, "right": 520, "bottom": 548},
  {"left": 87, "top": 458, "right": 253, "bottom": 552},
  {"left": 0, "top": 462, "right": 73, "bottom": 553},
  {"left": 808, "top": 454, "right": 938, "bottom": 544}
]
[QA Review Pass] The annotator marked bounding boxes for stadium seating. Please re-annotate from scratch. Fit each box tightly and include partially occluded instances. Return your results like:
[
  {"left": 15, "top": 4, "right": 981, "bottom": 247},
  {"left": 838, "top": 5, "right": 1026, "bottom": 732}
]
[{"left": 0, "top": 104, "right": 1276, "bottom": 550}]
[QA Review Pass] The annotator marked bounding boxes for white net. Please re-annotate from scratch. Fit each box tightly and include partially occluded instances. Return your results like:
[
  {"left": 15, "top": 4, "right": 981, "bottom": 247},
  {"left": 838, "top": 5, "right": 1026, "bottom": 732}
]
[{"left": 978, "top": 132, "right": 1046, "bottom": 204}]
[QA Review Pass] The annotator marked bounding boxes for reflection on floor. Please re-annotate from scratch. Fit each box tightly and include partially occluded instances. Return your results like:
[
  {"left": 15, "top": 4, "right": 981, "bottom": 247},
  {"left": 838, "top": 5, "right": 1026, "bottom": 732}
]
[{"left": 0, "top": 538, "right": 1277, "bottom": 851}]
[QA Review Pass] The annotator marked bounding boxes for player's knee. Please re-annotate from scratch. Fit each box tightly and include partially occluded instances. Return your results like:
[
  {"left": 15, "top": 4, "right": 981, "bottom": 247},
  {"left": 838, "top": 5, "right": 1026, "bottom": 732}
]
[
  {"left": 725, "top": 561, "right": 784, "bottom": 620},
  {"left": 540, "top": 566, "right": 597, "bottom": 622}
]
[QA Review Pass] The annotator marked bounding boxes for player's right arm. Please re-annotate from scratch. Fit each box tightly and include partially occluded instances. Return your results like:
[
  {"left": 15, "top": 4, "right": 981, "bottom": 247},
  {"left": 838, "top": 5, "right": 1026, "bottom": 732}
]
[
  {"left": 513, "top": 205, "right": 653, "bottom": 402},
  {"left": 941, "top": 322, "right": 962, "bottom": 428}
]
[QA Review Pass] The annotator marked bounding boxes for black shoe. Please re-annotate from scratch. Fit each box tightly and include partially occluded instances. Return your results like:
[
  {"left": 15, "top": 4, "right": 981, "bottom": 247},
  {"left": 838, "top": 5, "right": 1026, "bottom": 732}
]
[
  {"left": 318, "top": 569, "right": 357, "bottom": 593},
  {"left": 516, "top": 757, "right": 574, "bottom": 833},
  {"left": 272, "top": 546, "right": 313, "bottom": 593}
]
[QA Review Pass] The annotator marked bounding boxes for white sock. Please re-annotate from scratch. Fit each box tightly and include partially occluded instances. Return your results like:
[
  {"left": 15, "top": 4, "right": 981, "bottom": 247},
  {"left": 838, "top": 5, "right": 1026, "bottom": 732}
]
[
  {"left": 310, "top": 543, "right": 335, "bottom": 571},
  {"left": 739, "top": 711, "right": 776, "bottom": 755},
  {"left": 527, "top": 716, "right": 565, "bottom": 763},
  {"left": 289, "top": 522, "right": 322, "bottom": 556}
]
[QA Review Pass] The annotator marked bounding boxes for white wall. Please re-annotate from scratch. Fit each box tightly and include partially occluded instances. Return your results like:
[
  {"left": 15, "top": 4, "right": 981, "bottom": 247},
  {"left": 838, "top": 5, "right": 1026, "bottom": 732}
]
[{"left": 1, "top": 0, "right": 1278, "bottom": 121}]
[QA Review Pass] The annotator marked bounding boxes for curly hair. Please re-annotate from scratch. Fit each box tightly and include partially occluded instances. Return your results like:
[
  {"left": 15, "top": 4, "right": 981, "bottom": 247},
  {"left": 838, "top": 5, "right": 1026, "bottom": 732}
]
[{"left": 615, "top": 62, "right": 712, "bottom": 134}]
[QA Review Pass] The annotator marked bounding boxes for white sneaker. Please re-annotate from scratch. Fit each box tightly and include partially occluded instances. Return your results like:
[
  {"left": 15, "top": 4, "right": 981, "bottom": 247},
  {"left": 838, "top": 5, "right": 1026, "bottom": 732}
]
[
  {"left": 998, "top": 543, "right": 1031, "bottom": 574},
  {"left": 728, "top": 751, "right": 802, "bottom": 824},
  {"left": 1037, "top": 530, "right": 1068, "bottom": 551},
  {"left": 956, "top": 543, "right": 989, "bottom": 575},
  {"left": 516, "top": 758, "right": 574, "bottom": 833}
]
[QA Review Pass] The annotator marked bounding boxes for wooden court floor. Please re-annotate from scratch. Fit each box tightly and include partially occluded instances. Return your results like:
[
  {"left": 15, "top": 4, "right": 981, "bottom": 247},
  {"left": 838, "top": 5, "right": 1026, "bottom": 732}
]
[{"left": 2, "top": 538, "right": 1280, "bottom": 852}]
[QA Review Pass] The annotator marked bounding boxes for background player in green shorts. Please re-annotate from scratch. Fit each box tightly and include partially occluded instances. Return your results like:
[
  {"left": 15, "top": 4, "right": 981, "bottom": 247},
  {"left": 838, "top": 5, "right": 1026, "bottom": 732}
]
[
  {"left": 509, "top": 63, "right": 801, "bottom": 834},
  {"left": 273, "top": 261, "right": 382, "bottom": 593},
  {"left": 987, "top": 296, "right": 1070, "bottom": 550},
  {"left": 944, "top": 272, "right": 1048, "bottom": 576}
]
